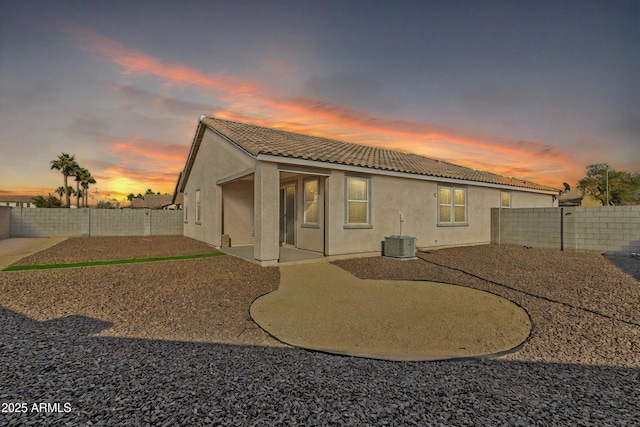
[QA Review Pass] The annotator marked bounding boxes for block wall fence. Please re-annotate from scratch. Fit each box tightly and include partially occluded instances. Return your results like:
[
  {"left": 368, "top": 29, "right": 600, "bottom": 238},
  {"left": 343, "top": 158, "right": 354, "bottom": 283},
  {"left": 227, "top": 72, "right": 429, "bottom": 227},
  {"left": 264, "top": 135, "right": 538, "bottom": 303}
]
[
  {"left": 491, "top": 206, "right": 640, "bottom": 255},
  {"left": 9, "top": 208, "right": 183, "bottom": 238}
]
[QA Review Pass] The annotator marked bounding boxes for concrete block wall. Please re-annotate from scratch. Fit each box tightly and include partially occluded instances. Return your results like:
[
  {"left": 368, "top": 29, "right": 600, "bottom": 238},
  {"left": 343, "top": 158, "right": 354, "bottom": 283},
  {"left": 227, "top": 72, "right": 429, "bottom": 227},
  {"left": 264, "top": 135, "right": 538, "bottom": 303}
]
[
  {"left": 566, "top": 206, "right": 640, "bottom": 255},
  {"left": 9, "top": 208, "right": 183, "bottom": 237},
  {"left": 10, "top": 208, "right": 87, "bottom": 237},
  {"left": 492, "top": 206, "right": 640, "bottom": 255},
  {"left": 90, "top": 209, "right": 145, "bottom": 236},
  {"left": 0, "top": 206, "right": 10, "bottom": 239},
  {"left": 148, "top": 210, "right": 184, "bottom": 235},
  {"left": 491, "top": 208, "right": 561, "bottom": 249}
]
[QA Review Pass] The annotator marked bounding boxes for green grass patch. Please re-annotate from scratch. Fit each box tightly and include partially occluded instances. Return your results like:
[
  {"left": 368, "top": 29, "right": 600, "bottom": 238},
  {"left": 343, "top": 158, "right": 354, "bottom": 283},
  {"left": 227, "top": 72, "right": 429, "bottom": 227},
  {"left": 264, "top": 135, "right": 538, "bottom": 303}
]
[{"left": 2, "top": 252, "right": 226, "bottom": 271}]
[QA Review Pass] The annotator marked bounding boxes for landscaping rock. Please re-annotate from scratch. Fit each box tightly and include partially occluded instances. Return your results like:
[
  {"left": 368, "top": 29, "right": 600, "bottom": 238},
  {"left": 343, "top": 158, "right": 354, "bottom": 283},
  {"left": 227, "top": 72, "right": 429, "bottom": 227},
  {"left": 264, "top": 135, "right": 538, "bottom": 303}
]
[{"left": 1, "top": 239, "right": 638, "bottom": 425}]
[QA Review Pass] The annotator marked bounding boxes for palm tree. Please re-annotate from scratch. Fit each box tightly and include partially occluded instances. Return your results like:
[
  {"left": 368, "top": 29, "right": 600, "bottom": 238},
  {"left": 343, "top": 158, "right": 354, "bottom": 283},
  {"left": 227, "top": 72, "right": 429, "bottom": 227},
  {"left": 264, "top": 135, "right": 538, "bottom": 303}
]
[
  {"left": 55, "top": 186, "right": 66, "bottom": 201},
  {"left": 127, "top": 193, "right": 135, "bottom": 201},
  {"left": 50, "top": 153, "right": 78, "bottom": 207},
  {"left": 72, "top": 165, "right": 85, "bottom": 208},
  {"left": 80, "top": 169, "right": 96, "bottom": 207}
]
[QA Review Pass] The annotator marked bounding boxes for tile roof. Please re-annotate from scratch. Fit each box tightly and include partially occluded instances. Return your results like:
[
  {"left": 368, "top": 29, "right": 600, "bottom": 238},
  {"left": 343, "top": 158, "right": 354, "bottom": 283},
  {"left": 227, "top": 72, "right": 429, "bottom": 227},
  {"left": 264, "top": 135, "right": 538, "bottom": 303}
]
[
  {"left": 0, "top": 195, "right": 37, "bottom": 203},
  {"left": 201, "top": 117, "right": 560, "bottom": 193},
  {"left": 130, "top": 194, "right": 174, "bottom": 209}
]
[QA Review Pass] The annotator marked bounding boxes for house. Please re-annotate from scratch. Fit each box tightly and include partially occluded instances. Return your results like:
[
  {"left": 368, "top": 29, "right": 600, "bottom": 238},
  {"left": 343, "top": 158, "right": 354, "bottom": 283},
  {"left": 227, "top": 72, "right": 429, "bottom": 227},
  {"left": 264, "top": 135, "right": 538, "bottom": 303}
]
[
  {"left": 0, "top": 195, "right": 37, "bottom": 208},
  {"left": 559, "top": 188, "right": 601, "bottom": 207},
  {"left": 174, "top": 116, "right": 560, "bottom": 266},
  {"left": 129, "top": 194, "right": 174, "bottom": 209}
]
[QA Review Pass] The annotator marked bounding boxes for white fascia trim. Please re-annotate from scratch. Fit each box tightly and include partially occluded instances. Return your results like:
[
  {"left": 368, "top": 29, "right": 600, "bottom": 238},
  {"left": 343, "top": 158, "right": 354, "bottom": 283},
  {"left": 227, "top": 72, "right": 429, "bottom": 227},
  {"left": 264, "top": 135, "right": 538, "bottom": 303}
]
[
  {"left": 216, "top": 168, "right": 255, "bottom": 185},
  {"left": 256, "top": 154, "right": 558, "bottom": 195},
  {"left": 278, "top": 165, "right": 332, "bottom": 176}
]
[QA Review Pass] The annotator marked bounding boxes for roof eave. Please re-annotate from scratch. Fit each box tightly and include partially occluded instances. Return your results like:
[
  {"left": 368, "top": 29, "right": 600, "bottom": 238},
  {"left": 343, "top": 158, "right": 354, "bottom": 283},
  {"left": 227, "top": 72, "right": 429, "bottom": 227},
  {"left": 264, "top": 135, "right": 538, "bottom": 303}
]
[
  {"left": 176, "top": 120, "right": 207, "bottom": 195},
  {"left": 256, "top": 154, "right": 560, "bottom": 195}
]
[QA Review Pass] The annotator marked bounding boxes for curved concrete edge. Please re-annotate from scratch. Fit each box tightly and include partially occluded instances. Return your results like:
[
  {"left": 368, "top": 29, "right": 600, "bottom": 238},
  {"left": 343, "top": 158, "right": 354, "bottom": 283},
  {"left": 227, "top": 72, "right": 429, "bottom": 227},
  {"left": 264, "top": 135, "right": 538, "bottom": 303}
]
[
  {"left": 0, "top": 237, "right": 68, "bottom": 270},
  {"left": 250, "top": 263, "right": 533, "bottom": 362}
]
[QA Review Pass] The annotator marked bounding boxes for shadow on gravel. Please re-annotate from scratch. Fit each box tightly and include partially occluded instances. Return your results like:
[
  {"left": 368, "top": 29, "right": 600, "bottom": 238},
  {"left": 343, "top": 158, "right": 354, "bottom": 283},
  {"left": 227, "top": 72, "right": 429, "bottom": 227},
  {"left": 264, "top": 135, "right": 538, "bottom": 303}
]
[
  {"left": 41, "top": 315, "right": 112, "bottom": 336},
  {"left": 604, "top": 255, "right": 640, "bottom": 281},
  {"left": 1, "top": 306, "right": 638, "bottom": 426}
]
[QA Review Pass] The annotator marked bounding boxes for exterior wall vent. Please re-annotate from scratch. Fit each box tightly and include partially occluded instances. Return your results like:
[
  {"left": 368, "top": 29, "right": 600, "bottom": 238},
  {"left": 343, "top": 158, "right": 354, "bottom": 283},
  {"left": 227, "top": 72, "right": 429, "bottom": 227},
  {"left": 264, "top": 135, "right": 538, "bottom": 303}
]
[{"left": 384, "top": 235, "right": 416, "bottom": 258}]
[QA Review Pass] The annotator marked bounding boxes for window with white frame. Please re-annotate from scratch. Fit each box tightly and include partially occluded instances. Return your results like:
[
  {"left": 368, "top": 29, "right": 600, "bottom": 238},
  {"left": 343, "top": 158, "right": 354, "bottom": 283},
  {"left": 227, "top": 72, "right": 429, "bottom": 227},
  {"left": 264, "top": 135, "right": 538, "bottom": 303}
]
[
  {"left": 195, "top": 189, "right": 201, "bottom": 223},
  {"left": 438, "top": 186, "right": 467, "bottom": 224},
  {"left": 346, "top": 177, "right": 370, "bottom": 225},
  {"left": 501, "top": 192, "right": 511, "bottom": 208},
  {"left": 303, "top": 179, "right": 319, "bottom": 224},
  {"left": 183, "top": 193, "right": 188, "bottom": 223}
]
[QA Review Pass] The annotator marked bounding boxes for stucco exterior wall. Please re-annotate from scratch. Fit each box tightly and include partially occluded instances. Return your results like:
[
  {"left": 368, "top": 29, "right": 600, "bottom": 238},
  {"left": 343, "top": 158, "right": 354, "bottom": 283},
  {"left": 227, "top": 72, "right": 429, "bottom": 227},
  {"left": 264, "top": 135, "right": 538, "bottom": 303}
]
[
  {"left": 253, "top": 162, "right": 279, "bottom": 264},
  {"left": 182, "top": 128, "right": 256, "bottom": 246},
  {"left": 0, "top": 206, "right": 11, "bottom": 239},
  {"left": 511, "top": 190, "right": 558, "bottom": 208},
  {"left": 222, "top": 179, "right": 254, "bottom": 245},
  {"left": 324, "top": 173, "right": 556, "bottom": 255}
]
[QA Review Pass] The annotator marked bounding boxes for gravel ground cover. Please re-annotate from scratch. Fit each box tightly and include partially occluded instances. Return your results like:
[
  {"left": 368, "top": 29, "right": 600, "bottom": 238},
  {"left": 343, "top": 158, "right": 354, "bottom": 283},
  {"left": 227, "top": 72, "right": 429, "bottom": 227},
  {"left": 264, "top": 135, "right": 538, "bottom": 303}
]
[
  {"left": 1, "top": 238, "right": 639, "bottom": 425},
  {"left": 12, "top": 236, "right": 220, "bottom": 266},
  {"left": 335, "top": 245, "right": 640, "bottom": 368}
]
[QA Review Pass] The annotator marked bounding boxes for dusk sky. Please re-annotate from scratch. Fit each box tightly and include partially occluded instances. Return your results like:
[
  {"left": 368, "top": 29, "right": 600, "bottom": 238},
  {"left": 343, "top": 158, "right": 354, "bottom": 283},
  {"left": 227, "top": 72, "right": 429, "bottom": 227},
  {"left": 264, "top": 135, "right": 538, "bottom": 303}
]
[{"left": 1, "top": 0, "right": 638, "bottom": 202}]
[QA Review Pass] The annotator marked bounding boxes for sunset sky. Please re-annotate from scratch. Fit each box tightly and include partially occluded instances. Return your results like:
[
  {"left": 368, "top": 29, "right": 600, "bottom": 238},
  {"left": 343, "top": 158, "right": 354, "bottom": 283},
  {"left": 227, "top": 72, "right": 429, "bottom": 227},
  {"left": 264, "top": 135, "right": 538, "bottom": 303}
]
[{"left": 1, "top": 0, "right": 638, "bottom": 202}]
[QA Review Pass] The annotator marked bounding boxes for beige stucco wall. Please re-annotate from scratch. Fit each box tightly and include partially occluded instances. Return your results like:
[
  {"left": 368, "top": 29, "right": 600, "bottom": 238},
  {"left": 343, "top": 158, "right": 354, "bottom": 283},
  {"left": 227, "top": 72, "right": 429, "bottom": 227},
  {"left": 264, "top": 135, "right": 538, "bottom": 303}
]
[
  {"left": 183, "top": 128, "right": 256, "bottom": 246},
  {"left": 222, "top": 179, "right": 254, "bottom": 245},
  {"left": 324, "top": 172, "right": 557, "bottom": 255},
  {"left": 253, "top": 162, "right": 280, "bottom": 264},
  {"left": 511, "top": 190, "right": 558, "bottom": 208}
]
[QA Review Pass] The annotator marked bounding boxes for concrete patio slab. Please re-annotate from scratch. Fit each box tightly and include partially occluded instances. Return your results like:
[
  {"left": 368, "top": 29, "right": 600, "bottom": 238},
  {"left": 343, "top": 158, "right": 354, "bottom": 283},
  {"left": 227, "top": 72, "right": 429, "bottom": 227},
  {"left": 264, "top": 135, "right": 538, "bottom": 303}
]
[
  {"left": 0, "top": 237, "right": 67, "bottom": 270},
  {"left": 250, "top": 262, "right": 532, "bottom": 361},
  {"left": 223, "top": 245, "right": 325, "bottom": 264}
]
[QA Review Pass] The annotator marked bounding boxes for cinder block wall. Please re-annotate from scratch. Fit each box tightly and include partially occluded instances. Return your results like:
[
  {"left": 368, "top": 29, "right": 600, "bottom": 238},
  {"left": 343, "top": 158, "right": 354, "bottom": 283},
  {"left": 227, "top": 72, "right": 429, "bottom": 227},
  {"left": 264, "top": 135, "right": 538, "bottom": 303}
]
[
  {"left": 149, "top": 210, "right": 184, "bottom": 235},
  {"left": 9, "top": 208, "right": 183, "bottom": 237},
  {"left": 10, "top": 208, "right": 86, "bottom": 237},
  {"left": 491, "top": 208, "right": 561, "bottom": 249},
  {"left": 0, "top": 206, "right": 11, "bottom": 239},
  {"left": 492, "top": 206, "right": 640, "bottom": 255}
]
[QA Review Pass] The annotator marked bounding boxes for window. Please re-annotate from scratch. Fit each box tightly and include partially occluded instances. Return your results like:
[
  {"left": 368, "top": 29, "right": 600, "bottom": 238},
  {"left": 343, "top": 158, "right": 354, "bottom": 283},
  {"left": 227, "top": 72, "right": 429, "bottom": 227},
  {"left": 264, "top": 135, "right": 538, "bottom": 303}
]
[
  {"left": 303, "top": 179, "right": 319, "bottom": 224},
  {"left": 195, "top": 189, "right": 201, "bottom": 223},
  {"left": 346, "top": 177, "right": 370, "bottom": 225},
  {"left": 438, "top": 186, "right": 467, "bottom": 225},
  {"left": 501, "top": 192, "right": 511, "bottom": 208},
  {"left": 183, "top": 193, "right": 188, "bottom": 223}
]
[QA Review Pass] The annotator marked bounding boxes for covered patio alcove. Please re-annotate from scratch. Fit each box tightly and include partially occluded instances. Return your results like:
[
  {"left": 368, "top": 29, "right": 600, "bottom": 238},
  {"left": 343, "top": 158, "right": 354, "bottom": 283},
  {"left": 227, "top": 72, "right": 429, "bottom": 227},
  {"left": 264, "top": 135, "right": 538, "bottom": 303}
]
[{"left": 218, "top": 163, "right": 329, "bottom": 266}]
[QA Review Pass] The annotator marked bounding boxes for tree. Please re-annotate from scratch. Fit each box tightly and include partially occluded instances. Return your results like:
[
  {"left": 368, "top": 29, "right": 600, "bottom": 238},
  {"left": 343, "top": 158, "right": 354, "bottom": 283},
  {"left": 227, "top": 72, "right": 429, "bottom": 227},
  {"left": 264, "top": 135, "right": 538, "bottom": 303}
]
[
  {"left": 577, "top": 164, "right": 640, "bottom": 206},
  {"left": 96, "top": 200, "right": 118, "bottom": 209},
  {"left": 50, "top": 153, "right": 78, "bottom": 207},
  {"left": 55, "top": 186, "right": 66, "bottom": 200},
  {"left": 145, "top": 188, "right": 155, "bottom": 195},
  {"left": 127, "top": 193, "right": 135, "bottom": 201},
  {"left": 33, "top": 194, "right": 63, "bottom": 208},
  {"left": 78, "top": 168, "right": 96, "bottom": 208},
  {"left": 72, "top": 165, "right": 84, "bottom": 208}
]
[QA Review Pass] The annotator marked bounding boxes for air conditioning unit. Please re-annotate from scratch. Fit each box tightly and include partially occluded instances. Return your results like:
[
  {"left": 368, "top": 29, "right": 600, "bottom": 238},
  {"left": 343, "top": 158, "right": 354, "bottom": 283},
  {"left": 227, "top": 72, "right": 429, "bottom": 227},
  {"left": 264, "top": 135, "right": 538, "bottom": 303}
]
[{"left": 384, "top": 235, "right": 416, "bottom": 258}]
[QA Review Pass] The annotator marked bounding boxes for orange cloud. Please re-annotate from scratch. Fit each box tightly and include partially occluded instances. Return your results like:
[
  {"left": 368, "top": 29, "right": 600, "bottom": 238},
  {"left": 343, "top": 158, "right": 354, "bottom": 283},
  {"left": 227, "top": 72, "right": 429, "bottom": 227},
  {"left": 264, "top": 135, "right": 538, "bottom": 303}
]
[
  {"left": 70, "top": 25, "right": 261, "bottom": 97},
  {"left": 72, "top": 25, "right": 576, "bottom": 187},
  {"left": 110, "top": 137, "right": 189, "bottom": 163}
]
